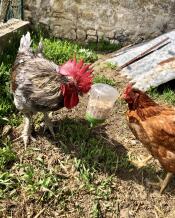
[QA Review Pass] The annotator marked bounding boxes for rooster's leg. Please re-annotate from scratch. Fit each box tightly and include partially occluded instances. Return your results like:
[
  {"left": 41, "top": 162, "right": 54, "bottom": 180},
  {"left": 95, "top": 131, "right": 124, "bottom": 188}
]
[
  {"left": 131, "top": 155, "right": 152, "bottom": 169},
  {"left": 13, "top": 113, "right": 33, "bottom": 148},
  {"left": 22, "top": 113, "right": 33, "bottom": 148},
  {"left": 43, "top": 112, "right": 55, "bottom": 139},
  {"left": 160, "top": 172, "right": 173, "bottom": 194}
]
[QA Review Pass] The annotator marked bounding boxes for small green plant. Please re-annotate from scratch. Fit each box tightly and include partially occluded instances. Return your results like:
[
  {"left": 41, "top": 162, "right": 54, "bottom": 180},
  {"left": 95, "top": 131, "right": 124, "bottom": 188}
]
[
  {"left": 94, "top": 75, "right": 116, "bottom": 86},
  {"left": 106, "top": 62, "right": 117, "bottom": 70},
  {"left": 34, "top": 38, "right": 98, "bottom": 64},
  {"left": 0, "top": 63, "right": 15, "bottom": 118},
  {"left": 85, "top": 38, "right": 121, "bottom": 53},
  {"left": 0, "top": 172, "right": 18, "bottom": 199},
  {"left": 0, "top": 144, "right": 16, "bottom": 171},
  {"left": 148, "top": 87, "right": 175, "bottom": 105},
  {"left": 91, "top": 200, "right": 101, "bottom": 218}
]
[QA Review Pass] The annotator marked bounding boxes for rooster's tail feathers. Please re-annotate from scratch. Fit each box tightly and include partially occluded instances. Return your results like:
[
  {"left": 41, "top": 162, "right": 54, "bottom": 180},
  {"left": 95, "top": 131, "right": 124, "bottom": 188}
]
[
  {"left": 18, "top": 32, "right": 32, "bottom": 53},
  {"left": 35, "top": 40, "right": 43, "bottom": 57}
]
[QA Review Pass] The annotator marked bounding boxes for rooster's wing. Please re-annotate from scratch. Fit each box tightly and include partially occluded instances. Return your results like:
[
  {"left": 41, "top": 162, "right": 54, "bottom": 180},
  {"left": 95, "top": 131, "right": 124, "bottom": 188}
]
[{"left": 12, "top": 57, "right": 65, "bottom": 112}]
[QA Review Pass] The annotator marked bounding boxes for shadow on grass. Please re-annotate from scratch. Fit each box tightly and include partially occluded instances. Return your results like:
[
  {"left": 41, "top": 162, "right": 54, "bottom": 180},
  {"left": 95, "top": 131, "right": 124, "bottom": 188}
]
[
  {"left": 37, "top": 117, "right": 127, "bottom": 173},
  {"left": 36, "top": 117, "right": 170, "bottom": 193}
]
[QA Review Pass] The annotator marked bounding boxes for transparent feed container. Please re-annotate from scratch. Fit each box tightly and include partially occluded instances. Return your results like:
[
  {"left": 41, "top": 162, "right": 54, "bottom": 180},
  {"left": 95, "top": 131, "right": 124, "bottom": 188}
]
[{"left": 86, "top": 83, "right": 119, "bottom": 126}]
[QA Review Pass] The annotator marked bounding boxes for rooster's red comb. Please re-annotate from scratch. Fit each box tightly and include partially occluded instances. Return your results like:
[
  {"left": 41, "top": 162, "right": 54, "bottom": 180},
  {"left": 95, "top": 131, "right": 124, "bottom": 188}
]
[{"left": 59, "top": 58, "right": 93, "bottom": 93}]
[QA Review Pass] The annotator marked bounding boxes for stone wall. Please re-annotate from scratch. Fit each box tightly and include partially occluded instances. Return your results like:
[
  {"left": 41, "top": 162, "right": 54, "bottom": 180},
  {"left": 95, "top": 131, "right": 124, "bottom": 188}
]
[{"left": 24, "top": 0, "right": 175, "bottom": 44}]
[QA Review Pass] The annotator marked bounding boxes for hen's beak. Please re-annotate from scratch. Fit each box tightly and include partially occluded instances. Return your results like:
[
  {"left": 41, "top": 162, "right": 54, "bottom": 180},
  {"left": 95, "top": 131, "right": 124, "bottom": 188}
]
[{"left": 120, "top": 93, "right": 125, "bottom": 100}]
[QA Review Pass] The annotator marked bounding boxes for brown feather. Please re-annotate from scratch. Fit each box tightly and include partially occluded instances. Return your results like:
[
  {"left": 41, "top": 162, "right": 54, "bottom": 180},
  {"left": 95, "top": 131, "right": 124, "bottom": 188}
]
[{"left": 125, "top": 89, "right": 175, "bottom": 173}]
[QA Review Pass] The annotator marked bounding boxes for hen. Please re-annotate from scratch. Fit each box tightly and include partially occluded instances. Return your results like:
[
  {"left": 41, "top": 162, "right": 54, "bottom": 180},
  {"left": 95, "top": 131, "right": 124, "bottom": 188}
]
[
  {"left": 11, "top": 32, "right": 93, "bottom": 147},
  {"left": 122, "top": 83, "right": 175, "bottom": 193}
]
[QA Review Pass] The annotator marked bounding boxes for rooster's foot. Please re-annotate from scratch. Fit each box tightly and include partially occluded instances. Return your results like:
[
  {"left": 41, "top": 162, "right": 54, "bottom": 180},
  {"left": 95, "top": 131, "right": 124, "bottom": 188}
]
[
  {"left": 148, "top": 172, "right": 173, "bottom": 194},
  {"left": 131, "top": 155, "right": 152, "bottom": 169},
  {"left": 13, "top": 113, "right": 33, "bottom": 149},
  {"left": 43, "top": 113, "right": 55, "bottom": 139},
  {"left": 12, "top": 134, "right": 36, "bottom": 149}
]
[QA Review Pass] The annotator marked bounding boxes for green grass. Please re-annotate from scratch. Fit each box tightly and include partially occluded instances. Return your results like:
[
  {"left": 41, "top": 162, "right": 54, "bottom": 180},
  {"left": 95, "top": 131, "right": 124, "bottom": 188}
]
[
  {"left": 93, "top": 74, "right": 116, "bottom": 86},
  {"left": 106, "top": 62, "right": 118, "bottom": 70},
  {"left": 0, "top": 143, "right": 16, "bottom": 171},
  {"left": 0, "top": 63, "right": 15, "bottom": 118},
  {"left": 34, "top": 38, "right": 98, "bottom": 64},
  {"left": 85, "top": 38, "right": 121, "bottom": 53},
  {"left": 0, "top": 117, "right": 133, "bottom": 216},
  {"left": 148, "top": 87, "right": 175, "bottom": 105}
]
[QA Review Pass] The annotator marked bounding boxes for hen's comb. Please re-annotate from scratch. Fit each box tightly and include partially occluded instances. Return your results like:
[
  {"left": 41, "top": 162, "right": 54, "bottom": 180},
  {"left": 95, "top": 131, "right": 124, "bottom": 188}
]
[{"left": 124, "top": 83, "right": 133, "bottom": 94}]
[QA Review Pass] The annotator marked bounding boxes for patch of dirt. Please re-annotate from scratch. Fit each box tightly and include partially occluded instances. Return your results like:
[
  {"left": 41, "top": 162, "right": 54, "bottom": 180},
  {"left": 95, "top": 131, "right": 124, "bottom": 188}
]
[{"left": 3, "top": 56, "right": 175, "bottom": 218}]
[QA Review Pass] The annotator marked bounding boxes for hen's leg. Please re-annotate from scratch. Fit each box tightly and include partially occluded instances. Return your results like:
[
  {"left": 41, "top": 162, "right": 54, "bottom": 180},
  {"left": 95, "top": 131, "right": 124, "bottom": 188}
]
[
  {"left": 148, "top": 172, "right": 173, "bottom": 194},
  {"left": 130, "top": 155, "right": 152, "bottom": 169},
  {"left": 43, "top": 112, "right": 55, "bottom": 139},
  {"left": 160, "top": 172, "right": 173, "bottom": 194}
]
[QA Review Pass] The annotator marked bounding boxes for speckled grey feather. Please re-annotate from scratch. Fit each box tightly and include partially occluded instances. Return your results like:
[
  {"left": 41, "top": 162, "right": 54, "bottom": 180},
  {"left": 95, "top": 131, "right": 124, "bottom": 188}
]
[{"left": 11, "top": 34, "right": 65, "bottom": 114}]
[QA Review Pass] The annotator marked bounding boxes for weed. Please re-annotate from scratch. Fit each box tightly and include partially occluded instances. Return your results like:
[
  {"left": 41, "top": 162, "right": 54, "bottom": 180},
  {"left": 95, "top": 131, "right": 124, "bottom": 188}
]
[
  {"left": 91, "top": 200, "right": 101, "bottom": 218},
  {"left": 148, "top": 87, "right": 175, "bottom": 105},
  {"left": 0, "top": 144, "right": 16, "bottom": 171},
  {"left": 85, "top": 38, "right": 121, "bottom": 53},
  {"left": 106, "top": 62, "right": 117, "bottom": 70},
  {"left": 34, "top": 38, "right": 98, "bottom": 64},
  {"left": 0, "top": 63, "right": 15, "bottom": 118},
  {"left": 0, "top": 172, "right": 18, "bottom": 199},
  {"left": 94, "top": 74, "right": 116, "bottom": 86}
]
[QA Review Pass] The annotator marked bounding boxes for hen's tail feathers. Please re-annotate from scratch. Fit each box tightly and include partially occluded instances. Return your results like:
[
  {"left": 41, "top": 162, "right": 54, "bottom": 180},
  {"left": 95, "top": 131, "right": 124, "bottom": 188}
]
[{"left": 18, "top": 32, "right": 32, "bottom": 53}]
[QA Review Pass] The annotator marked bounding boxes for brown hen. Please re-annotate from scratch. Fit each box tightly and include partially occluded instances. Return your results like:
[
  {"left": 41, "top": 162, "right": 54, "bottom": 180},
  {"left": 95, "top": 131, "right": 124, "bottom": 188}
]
[{"left": 122, "top": 83, "right": 175, "bottom": 193}]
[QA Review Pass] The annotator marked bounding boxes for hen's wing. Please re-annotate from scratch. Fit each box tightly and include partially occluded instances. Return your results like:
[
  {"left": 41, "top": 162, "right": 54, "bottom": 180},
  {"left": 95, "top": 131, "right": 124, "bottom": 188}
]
[
  {"left": 140, "top": 108, "right": 175, "bottom": 172},
  {"left": 12, "top": 57, "right": 65, "bottom": 112},
  {"left": 144, "top": 109, "right": 175, "bottom": 150},
  {"left": 127, "top": 106, "right": 175, "bottom": 173},
  {"left": 128, "top": 107, "right": 175, "bottom": 150}
]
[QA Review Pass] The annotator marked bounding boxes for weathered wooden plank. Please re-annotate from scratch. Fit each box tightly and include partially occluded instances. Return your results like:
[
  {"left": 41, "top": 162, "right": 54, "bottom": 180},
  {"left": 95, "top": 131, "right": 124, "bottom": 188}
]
[
  {"left": 0, "top": 18, "right": 29, "bottom": 37},
  {"left": 0, "top": 18, "right": 29, "bottom": 54}
]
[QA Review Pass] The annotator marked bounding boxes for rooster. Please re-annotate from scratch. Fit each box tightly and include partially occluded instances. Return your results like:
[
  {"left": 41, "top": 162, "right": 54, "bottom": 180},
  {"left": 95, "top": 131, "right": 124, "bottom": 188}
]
[
  {"left": 11, "top": 32, "right": 93, "bottom": 147},
  {"left": 122, "top": 83, "right": 175, "bottom": 193}
]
